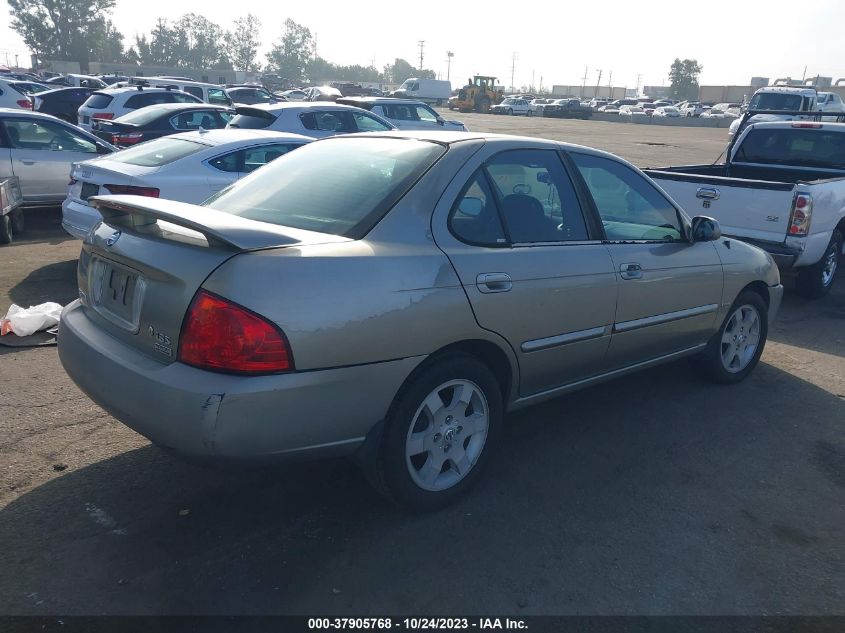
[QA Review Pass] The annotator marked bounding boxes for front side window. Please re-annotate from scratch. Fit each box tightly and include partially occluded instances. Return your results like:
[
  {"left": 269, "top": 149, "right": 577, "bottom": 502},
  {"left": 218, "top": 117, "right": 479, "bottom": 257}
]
[
  {"left": 171, "top": 92, "right": 200, "bottom": 104},
  {"left": 242, "top": 143, "right": 300, "bottom": 172},
  {"left": 3, "top": 119, "right": 97, "bottom": 153},
  {"left": 570, "top": 152, "right": 683, "bottom": 241},
  {"left": 486, "top": 150, "right": 589, "bottom": 243},
  {"left": 208, "top": 88, "right": 230, "bottom": 105},
  {"left": 184, "top": 86, "right": 204, "bottom": 100},
  {"left": 415, "top": 105, "right": 438, "bottom": 123}
]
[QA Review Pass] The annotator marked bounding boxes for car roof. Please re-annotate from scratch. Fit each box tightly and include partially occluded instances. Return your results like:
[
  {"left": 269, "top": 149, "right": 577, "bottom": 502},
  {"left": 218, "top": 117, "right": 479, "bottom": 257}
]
[
  {"left": 236, "top": 102, "right": 377, "bottom": 115},
  {"left": 125, "top": 102, "right": 231, "bottom": 113},
  {"left": 145, "top": 77, "right": 222, "bottom": 88},
  {"left": 338, "top": 97, "right": 429, "bottom": 106},
  {"left": 167, "top": 128, "right": 314, "bottom": 147},
  {"left": 95, "top": 86, "right": 191, "bottom": 95}
]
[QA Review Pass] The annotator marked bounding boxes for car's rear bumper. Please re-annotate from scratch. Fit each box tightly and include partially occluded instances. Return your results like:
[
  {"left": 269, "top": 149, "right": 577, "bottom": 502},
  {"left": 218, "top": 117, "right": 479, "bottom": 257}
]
[
  {"left": 58, "top": 300, "right": 425, "bottom": 463},
  {"left": 62, "top": 197, "right": 98, "bottom": 240}
]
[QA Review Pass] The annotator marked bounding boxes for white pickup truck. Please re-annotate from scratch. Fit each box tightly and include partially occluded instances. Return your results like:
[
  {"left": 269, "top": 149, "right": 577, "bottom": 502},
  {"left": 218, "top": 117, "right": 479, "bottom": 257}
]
[{"left": 646, "top": 120, "right": 845, "bottom": 298}]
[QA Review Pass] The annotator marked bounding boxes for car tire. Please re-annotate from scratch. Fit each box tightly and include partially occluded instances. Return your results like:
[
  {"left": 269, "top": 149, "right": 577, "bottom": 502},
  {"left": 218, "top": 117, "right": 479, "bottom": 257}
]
[
  {"left": 10, "top": 208, "right": 24, "bottom": 235},
  {"left": 507, "top": 108, "right": 513, "bottom": 116},
  {"left": 373, "top": 354, "right": 503, "bottom": 511},
  {"left": 526, "top": 110, "right": 532, "bottom": 117},
  {"left": 796, "top": 229, "right": 842, "bottom": 299},
  {"left": 477, "top": 98, "right": 491, "bottom": 114},
  {"left": 690, "top": 290, "right": 768, "bottom": 384},
  {"left": 0, "top": 214, "right": 13, "bottom": 245}
]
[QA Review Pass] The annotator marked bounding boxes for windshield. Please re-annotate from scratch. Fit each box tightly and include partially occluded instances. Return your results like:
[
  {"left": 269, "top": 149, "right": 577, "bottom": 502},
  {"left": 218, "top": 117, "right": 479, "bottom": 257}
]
[
  {"left": 108, "top": 137, "right": 208, "bottom": 166},
  {"left": 205, "top": 137, "right": 446, "bottom": 238},
  {"left": 749, "top": 93, "right": 804, "bottom": 111},
  {"left": 735, "top": 128, "right": 845, "bottom": 168}
]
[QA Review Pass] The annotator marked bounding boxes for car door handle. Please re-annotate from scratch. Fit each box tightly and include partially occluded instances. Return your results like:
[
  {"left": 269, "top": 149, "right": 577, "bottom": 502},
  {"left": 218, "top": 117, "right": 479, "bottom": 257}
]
[
  {"left": 20, "top": 159, "right": 36, "bottom": 165},
  {"left": 619, "top": 263, "right": 643, "bottom": 280},
  {"left": 696, "top": 187, "right": 720, "bottom": 200},
  {"left": 476, "top": 272, "right": 513, "bottom": 293}
]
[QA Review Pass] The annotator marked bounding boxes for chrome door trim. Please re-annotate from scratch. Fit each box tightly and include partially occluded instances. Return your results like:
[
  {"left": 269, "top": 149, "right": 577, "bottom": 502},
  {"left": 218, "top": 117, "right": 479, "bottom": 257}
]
[
  {"left": 521, "top": 325, "right": 609, "bottom": 353},
  {"left": 613, "top": 303, "right": 719, "bottom": 333}
]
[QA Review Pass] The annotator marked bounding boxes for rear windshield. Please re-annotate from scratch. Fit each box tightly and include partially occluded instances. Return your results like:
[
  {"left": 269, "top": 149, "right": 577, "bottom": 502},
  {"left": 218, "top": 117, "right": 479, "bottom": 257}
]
[
  {"left": 205, "top": 137, "right": 446, "bottom": 238},
  {"left": 108, "top": 137, "right": 208, "bottom": 167},
  {"left": 227, "top": 111, "right": 275, "bottom": 129},
  {"left": 83, "top": 93, "right": 114, "bottom": 109},
  {"left": 749, "top": 93, "right": 805, "bottom": 111},
  {"left": 116, "top": 106, "right": 169, "bottom": 125},
  {"left": 735, "top": 128, "right": 845, "bottom": 168}
]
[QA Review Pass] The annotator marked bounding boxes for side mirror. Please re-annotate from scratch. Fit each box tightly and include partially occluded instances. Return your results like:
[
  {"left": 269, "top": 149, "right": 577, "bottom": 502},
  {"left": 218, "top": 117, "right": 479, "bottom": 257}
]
[
  {"left": 437, "top": 117, "right": 445, "bottom": 126},
  {"left": 691, "top": 216, "right": 721, "bottom": 242},
  {"left": 458, "top": 196, "right": 484, "bottom": 217}
]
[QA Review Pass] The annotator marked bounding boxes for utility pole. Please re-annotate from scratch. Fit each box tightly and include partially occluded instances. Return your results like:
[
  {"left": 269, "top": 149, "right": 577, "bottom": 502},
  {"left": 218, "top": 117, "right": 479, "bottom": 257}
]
[
  {"left": 531, "top": 69, "right": 535, "bottom": 92},
  {"left": 608, "top": 70, "right": 613, "bottom": 99},
  {"left": 510, "top": 52, "right": 518, "bottom": 92},
  {"left": 580, "top": 65, "right": 589, "bottom": 99},
  {"left": 418, "top": 40, "right": 425, "bottom": 71},
  {"left": 446, "top": 51, "right": 454, "bottom": 82},
  {"left": 635, "top": 73, "right": 642, "bottom": 95},
  {"left": 15, "top": 54, "right": 19, "bottom": 69},
  {"left": 594, "top": 69, "right": 602, "bottom": 100}
]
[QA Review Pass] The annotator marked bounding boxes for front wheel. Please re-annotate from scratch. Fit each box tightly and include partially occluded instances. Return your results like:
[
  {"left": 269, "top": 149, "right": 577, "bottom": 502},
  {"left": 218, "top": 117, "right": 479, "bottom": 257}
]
[
  {"left": 690, "top": 291, "right": 768, "bottom": 384},
  {"left": 10, "top": 208, "right": 24, "bottom": 235},
  {"left": 796, "top": 229, "right": 842, "bottom": 299},
  {"left": 373, "top": 355, "right": 503, "bottom": 510},
  {"left": 507, "top": 108, "right": 514, "bottom": 115},
  {"left": 0, "top": 214, "right": 13, "bottom": 245}
]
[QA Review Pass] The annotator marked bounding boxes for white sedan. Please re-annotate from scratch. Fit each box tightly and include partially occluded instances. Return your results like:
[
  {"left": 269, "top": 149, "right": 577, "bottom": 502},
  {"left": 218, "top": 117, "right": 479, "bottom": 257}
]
[
  {"left": 527, "top": 99, "right": 552, "bottom": 116},
  {"left": 227, "top": 103, "right": 397, "bottom": 138},
  {"left": 61, "top": 129, "right": 311, "bottom": 239},
  {"left": 653, "top": 106, "right": 681, "bottom": 117},
  {"left": 490, "top": 98, "right": 531, "bottom": 116}
]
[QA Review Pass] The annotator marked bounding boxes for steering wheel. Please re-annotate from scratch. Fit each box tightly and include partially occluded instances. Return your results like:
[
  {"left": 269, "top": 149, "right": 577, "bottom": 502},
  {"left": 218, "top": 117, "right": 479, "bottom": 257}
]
[
  {"left": 48, "top": 137, "right": 62, "bottom": 151},
  {"left": 513, "top": 184, "right": 532, "bottom": 195}
]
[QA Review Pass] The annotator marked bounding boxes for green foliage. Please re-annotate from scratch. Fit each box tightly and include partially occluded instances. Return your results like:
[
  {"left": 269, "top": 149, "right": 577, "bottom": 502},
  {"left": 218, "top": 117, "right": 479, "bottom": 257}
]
[
  {"left": 306, "top": 58, "right": 380, "bottom": 83},
  {"left": 265, "top": 19, "right": 313, "bottom": 83},
  {"left": 668, "top": 58, "right": 703, "bottom": 101},
  {"left": 383, "top": 58, "right": 435, "bottom": 83},
  {"left": 225, "top": 14, "right": 261, "bottom": 72},
  {"left": 7, "top": 0, "right": 118, "bottom": 66},
  {"left": 130, "top": 15, "right": 231, "bottom": 69}
]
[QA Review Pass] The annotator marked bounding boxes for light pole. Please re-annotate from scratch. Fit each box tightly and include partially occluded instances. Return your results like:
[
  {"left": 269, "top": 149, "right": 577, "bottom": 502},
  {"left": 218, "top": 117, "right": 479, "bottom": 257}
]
[{"left": 446, "top": 51, "right": 454, "bottom": 82}]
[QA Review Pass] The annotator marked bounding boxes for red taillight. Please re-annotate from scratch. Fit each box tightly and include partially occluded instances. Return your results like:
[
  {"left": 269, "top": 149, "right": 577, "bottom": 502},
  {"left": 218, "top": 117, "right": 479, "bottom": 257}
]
[
  {"left": 788, "top": 193, "right": 813, "bottom": 236},
  {"left": 178, "top": 290, "right": 293, "bottom": 374},
  {"left": 91, "top": 112, "right": 114, "bottom": 120},
  {"left": 16, "top": 99, "right": 32, "bottom": 109},
  {"left": 103, "top": 184, "right": 160, "bottom": 197},
  {"left": 791, "top": 122, "right": 822, "bottom": 129},
  {"left": 112, "top": 131, "right": 144, "bottom": 145}
]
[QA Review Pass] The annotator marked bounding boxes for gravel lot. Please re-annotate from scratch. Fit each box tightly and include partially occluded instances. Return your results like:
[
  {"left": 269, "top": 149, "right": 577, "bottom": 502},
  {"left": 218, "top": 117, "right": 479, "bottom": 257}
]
[{"left": 0, "top": 116, "right": 843, "bottom": 615}]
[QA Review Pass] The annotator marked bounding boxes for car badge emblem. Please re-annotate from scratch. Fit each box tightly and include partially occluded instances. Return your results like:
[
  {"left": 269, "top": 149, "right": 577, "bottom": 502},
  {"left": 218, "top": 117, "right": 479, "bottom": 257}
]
[{"left": 106, "top": 230, "right": 121, "bottom": 247}]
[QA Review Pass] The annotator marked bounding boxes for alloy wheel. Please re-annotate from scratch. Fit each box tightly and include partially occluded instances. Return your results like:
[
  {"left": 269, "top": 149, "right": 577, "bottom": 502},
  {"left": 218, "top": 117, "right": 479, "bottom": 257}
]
[{"left": 720, "top": 305, "right": 761, "bottom": 373}]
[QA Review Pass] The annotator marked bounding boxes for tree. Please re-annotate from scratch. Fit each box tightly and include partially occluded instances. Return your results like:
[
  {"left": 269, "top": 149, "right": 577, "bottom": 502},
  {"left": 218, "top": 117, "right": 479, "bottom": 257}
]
[
  {"left": 668, "top": 58, "right": 703, "bottom": 101},
  {"left": 7, "top": 0, "right": 118, "bottom": 68},
  {"left": 226, "top": 13, "right": 261, "bottom": 72},
  {"left": 382, "top": 58, "right": 435, "bottom": 83},
  {"left": 266, "top": 19, "right": 313, "bottom": 83},
  {"left": 173, "top": 14, "right": 231, "bottom": 69},
  {"left": 89, "top": 19, "right": 125, "bottom": 64}
]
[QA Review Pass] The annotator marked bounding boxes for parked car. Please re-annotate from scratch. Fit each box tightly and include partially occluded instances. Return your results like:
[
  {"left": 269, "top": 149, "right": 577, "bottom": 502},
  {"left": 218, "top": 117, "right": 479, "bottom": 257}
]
[
  {"left": 491, "top": 97, "right": 530, "bottom": 116},
  {"left": 226, "top": 102, "right": 396, "bottom": 138},
  {"left": 336, "top": 97, "right": 467, "bottom": 131},
  {"left": 0, "top": 109, "right": 114, "bottom": 206},
  {"left": 589, "top": 98, "right": 609, "bottom": 109},
  {"left": 653, "top": 106, "right": 681, "bottom": 117},
  {"left": 304, "top": 86, "right": 342, "bottom": 102},
  {"left": 47, "top": 74, "right": 107, "bottom": 89},
  {"left": 99, "top": 74, "right": 130, "bottom": 86},
  {"left": 0, "top": 79, "right": 49, "bottom": 96},
  {"left": 62, "top": 129, "right": 310, "bottom": 239},
  {"left": 640, "top": 103, "right": 657, "bottom": 116},
  {"left": 528, "top": 98, "right": 552, "bottom": 116},
  {"left": 225, "top": 86, "right": 280, "bottom": 106},
  {"left": 77, "top": 86, "right": 203, "bottom": 131},
  {"left": 0, "top": 82, "right": 37, "bottom": 110},
  {"left": 279, "top": 89, "right": 307, "bottom": 101},
  {"left": 58, "top": 131, "right": 782, "bottom": 510},
  {"left": 729, "top": 86, "right": 819, "bottom": 138},
  {"left": 543, "top": 99, "right": 592, "bottom": 119},
  {"left": 678, "top": 101, "right": 705, "bottom": 117},
  {"left": 619, "top": 105, "right": 646, "bottom": 117},
  {"left": 90, "top": 103, "right": 234, "bottom": 147},
  {"left": 29, "top": 87, "right": 95, "bottom": 124},
  {"left": 391, "top": 78, "right": 452, "bottom": 105},
  {"left": 119, "top": 78, "right": 234, "bottom": 107},
  {"left": 816, "top": 92, "right": 845, "bottom": 119},
  {"left": 648, "top": 120, "right": 845, "bottom": 298},
  {"left": 597, "top": 104, "right": 620, "bottom": 113}
]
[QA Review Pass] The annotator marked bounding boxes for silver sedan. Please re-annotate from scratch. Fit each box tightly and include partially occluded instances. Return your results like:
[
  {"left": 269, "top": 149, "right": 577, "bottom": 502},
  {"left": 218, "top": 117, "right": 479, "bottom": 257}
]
[{"left": 58, "top": 131, "right": 783, "bottom": 510}]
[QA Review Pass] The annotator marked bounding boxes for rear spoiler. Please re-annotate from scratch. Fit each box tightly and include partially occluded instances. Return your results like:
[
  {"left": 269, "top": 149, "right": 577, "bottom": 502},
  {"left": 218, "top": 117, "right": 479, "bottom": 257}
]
[
  {"left": 233, "top": 106, "right": 277, "bottom": 120},
  {"left": 89, "top": 195, "right": 347, "bottom": 251}
]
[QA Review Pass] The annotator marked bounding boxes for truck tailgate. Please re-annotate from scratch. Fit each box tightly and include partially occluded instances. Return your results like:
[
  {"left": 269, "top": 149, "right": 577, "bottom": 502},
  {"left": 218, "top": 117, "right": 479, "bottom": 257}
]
[{"left": 648, "top": 170, "right": 795, "bottom": 243}]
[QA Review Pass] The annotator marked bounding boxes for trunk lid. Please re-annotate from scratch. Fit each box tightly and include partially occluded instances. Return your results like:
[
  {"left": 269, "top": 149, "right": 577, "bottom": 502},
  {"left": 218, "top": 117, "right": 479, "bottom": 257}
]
[
  {"left": 69, "top": 160, "right": 160, "bottom": 204},
  {"left": 76, "top": 195, "right": 349, "bottom": 363}
]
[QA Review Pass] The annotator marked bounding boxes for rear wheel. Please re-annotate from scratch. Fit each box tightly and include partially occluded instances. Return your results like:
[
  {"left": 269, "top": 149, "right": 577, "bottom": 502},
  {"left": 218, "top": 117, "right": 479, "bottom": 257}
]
[
  {"left": 476, "top": 98, "right": 491, "bottom": 114},
  {"left": 507, "top": 108, "right": 513, "bottom": 115},
  {"left": 796, "top": 229, "right": 842, "bottom": 299},
  {"left": 10, "top": 208, "right": 24, "bottom": 235},
  {"left": 373, "top": 355, "right": 502, "bottom": 510},
  {"left": 690, "top": 291, "right": 768, "bottom": 384},
  {"left": 0, "top": 215, "right": 13, "bottom": 245}
]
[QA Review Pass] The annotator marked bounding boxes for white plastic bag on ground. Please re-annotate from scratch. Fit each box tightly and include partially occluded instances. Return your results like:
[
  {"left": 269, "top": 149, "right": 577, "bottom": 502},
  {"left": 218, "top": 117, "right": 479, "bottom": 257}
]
[{"left": 0, "top": 302, "right": 63, "bottom": 337}]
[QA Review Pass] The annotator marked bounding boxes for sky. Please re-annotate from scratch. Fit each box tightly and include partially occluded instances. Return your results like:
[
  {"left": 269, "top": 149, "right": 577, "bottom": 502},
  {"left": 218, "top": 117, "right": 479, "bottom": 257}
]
[{"left": 2, "top": 0, "right": 845, "bottom": 89}]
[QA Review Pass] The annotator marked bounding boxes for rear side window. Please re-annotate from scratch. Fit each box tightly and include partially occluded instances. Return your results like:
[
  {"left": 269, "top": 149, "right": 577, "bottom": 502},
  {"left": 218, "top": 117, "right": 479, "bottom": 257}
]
[
  {"left": 300, "top": 110, "right": 354, "bottom": 133},
  {"left": 171, "top": 92, "right": 200, "bottom": 104},
  {"left": 83, "top": 93, "right": 114, "bottom": 109},
  {"left": 109, "top": 137, "right": 207, "bottom": 167},
  {"left": 183, "top": 86, "right": 204, "bottom": 100},
  {"left": 206, "top": 137, "right": 445, "bottom": 237},
  {"left": 208, "top": 88, "right": 230, "bottom": 105},
  {"left": 125, "top": 92, "right": 171, "bottom": 109},
  {"left": 170, "top": 110, "right": 225, "bottom": 130},
  {"left": 227, "top": 111, "right": 275, "bottom": 129},
  {"left": 449, "top": 170, "right": 507, "bottom": 246},
  {"left": 353, "top": 112, "right": 392, "bottom": 132}
]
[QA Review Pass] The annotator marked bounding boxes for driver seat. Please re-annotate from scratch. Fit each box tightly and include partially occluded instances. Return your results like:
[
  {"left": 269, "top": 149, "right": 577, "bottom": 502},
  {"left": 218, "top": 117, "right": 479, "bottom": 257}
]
[{"left": 501, "top": 194, "right": 556, "bottom": 242}]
